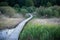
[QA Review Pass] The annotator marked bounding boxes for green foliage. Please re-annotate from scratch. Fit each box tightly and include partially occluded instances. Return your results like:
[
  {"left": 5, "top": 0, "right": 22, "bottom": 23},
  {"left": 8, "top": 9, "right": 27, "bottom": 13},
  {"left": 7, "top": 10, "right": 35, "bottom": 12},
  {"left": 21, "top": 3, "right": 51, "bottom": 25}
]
[
  {"left": 47, "top": 2, "right": 52, "bottom": 7},
  {"left": 0, "top": 2, "right": 8, "bottom": 6},
  {"left": 20, "top": 8, "right": 28, "bottom": 15},
  {"left": 26, "top": 6, "right": 36, "bottom": 13},
  {"left": 19, "top": 22, "right": 60, "bottom": 40},
  {"left": 50, "top": 6, "right": 60, "bottom": 17},
  {"left": 14, "top": 4, "right": 20, "bottom": 13},
  {"left": 36, "top": 6, "right": 60, "bottom": 18},
  {"left": 25, "top": 0, "right": 34, "bottom": 7},
  {"left": 14, "top": 4, "right": 20, "bottom": 8},
  {"left": 0, "top": 0, "right": 60, "bottom": 7},
  {"left": 0, "top": 6, "right": 17, "bottom": 17},
  {"left": 36, "top": 7, "right": 45, "bottom": 17}
]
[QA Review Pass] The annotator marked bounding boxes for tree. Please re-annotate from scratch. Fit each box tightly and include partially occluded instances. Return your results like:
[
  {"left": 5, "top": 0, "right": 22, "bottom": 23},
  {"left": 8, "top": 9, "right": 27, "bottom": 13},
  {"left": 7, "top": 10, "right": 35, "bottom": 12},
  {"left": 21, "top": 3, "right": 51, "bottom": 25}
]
[
  {"left": 8, "top": 0, "right": 17, "bottom": 6},
  {"left": 25, "top": 0, "right": 34, "bottom": 7},
  {"left": 17, "top": 0, "right": 25, "bottom": 7},
  {"left": 14, "top": 4, "right": 20, "bottom": 13},
  {"left": 0, "top": 0, "right": 60, "bottom": 7},
  {"left": 33, "top": 0, "right": 41, "bottom": 7},
  {"left": 56, "top": 0, "right": 60, "bottom": 5},
  {"left": 0, "top": 2, "right": 8, "bottom": 6},
  {"left": 47, "top": 2, "right": 52, "bottom": 7}
]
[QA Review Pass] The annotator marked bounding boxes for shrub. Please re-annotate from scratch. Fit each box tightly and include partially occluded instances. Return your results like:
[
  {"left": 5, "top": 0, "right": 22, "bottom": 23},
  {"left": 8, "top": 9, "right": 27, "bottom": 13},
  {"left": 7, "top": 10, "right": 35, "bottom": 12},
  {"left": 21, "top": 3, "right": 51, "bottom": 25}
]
[
  {"left": 44, "top": 8, "right": 53, "bottom": 17},
  {"left": 26, "top": 6, "right": 36, "bottom": 13},
  {"left": 36, "top": 7, "right": 53, "bottom": 17},
  {"left": 0, "top": 6, "right": 17, "bottom": 17},
  {"left": 47, "top": 2, "right": 52, "bottom": 7},
  {"left": 53, "top": 10, "right": 59, "bottom": 17},
  {"left": 36, "top": 6, "right": 60, "bottom": 18},
  {"left": 49, "top": 6, "right": 60, "bottom": 17},
  {"left": 14, "top": 4, "right": 20, "bottom": 13},
  {"left": 20, "top": 8, "right": 28, "bottom": 15},
  {"left": 36, "top": 7, "right": 45, "bottom": 17}
]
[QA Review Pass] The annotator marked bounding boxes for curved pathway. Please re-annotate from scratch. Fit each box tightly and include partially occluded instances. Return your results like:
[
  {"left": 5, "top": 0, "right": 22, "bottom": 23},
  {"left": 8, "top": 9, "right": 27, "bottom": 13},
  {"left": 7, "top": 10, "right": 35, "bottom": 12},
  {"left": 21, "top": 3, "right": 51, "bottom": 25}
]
[{"left": 0, "top": 13, "right": 33, "bottom": 40}]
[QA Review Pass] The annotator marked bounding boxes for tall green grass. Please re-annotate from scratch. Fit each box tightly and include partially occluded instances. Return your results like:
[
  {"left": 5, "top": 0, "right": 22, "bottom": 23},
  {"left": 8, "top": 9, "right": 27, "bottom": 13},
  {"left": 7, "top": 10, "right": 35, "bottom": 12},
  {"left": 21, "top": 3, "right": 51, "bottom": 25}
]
[{"left": 19, "top": 22, "right": 60, "bottom": 40}]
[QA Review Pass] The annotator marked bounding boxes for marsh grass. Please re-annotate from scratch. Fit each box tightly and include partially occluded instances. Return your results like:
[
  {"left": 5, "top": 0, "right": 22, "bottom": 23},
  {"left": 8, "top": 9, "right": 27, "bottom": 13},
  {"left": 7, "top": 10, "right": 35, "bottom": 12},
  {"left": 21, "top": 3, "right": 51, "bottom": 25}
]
[{"left": 19, "top": 22, "right": 60, "bottom": 40}]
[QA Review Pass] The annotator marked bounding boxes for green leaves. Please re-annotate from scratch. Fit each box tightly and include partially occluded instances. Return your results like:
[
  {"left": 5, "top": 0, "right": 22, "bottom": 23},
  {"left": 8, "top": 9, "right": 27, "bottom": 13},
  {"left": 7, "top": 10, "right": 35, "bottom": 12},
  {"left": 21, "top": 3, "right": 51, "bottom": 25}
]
[{"left": 36, "top": 6, "right": 60, "bottom": 18}]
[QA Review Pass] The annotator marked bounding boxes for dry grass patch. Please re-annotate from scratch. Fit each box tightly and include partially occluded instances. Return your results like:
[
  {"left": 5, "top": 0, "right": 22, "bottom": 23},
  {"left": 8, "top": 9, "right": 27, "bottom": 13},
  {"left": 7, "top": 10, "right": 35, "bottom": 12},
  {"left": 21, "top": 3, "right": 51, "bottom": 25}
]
[
  {"left": 0, "top": 18, "right": 25, "bottom": 30},
  {"left": 30, "top": 18, "right": 60, "bottom": 25}
]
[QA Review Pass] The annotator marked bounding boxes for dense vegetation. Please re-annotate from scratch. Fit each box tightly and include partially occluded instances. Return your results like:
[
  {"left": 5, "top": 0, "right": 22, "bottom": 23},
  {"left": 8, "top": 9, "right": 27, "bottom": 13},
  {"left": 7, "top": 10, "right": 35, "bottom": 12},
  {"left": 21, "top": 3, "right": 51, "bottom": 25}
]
[
  {"left": 0, "top": 6, "right": 23, "bottom": 18},
  {"left": 0, "top": 0, "right": 60, "bottom": 18},
  {"left": 19, "top": 22, "right": 60, "bottom": 40},
  {"left": 0, "top": 6, "right": 60, "bottom": 18},
  {"left": 0, "top": 0, "right": 60, "bottom": 7},
  {"left": 35, "top": 6, "right": 60, "bottom": 18},
  {"left": 0, "top": 6, "right": 16, "bottom": 17},
  {"left": 14, "top": 6, "right": 60, "bottom": 18}
]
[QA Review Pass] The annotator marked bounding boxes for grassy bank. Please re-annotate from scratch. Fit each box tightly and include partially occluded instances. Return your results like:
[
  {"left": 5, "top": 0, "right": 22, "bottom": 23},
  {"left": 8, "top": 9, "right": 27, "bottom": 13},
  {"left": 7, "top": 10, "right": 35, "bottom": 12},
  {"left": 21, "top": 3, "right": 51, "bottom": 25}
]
[
  {"left": 19, "top": 19, "right": 60, "bottom": 40},
  {"left": 0, "top": 18, "right": 24, "bottom": 30},
  {"left": 0, "top": 6, "right": 25, "bottom": 29}
]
